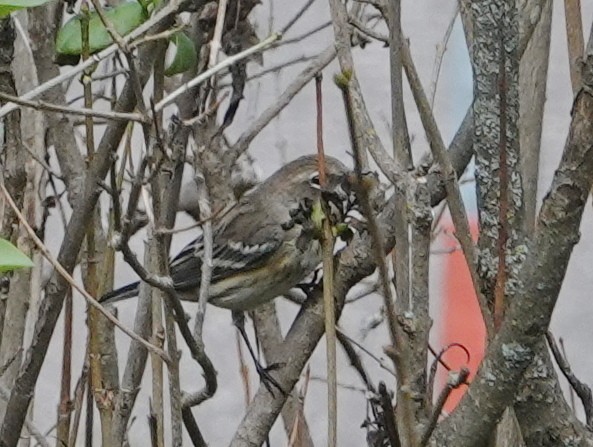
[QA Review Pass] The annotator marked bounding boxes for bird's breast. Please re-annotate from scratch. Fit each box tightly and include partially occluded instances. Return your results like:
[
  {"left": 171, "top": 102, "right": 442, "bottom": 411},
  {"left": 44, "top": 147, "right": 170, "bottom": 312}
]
[{"left": 208, "top": 240, "right": 322, "bottom": 311}]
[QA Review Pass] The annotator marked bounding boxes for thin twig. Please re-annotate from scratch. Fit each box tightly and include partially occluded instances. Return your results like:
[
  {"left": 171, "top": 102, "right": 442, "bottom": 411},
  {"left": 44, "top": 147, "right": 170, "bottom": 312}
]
[
  {"left": 420, "top": 367, "right": 470, "bottom": 446},
  {"left": 67, "top": 361, "right": 89, "bottom": 447},
  {"left": 22, "top": 142, "right": 64, "bottom": 180},
  {"left": 348, "top": 17, "right": 388, "bottom": 44},
  {"left": 308, "top": 375, "right": 366, "bottom": 394},
  {"left": 88, "top": 0, "right": 128, "bottom": 52},
  {"left": 208, "top": 0, "right": 228, "bottom": 67},
  {"left": 560, "top": 337, "right": 577, "bottom": 413},
  {"left": 429, "top": 4, "right": 459, "bottom": 108},
  {"left": 288, "top": 366, "right": 312, "bottom": 447},
  {"left": 426, "top": 342, "right": 470, "bottom": 411},
  {"left": 0, "top": 91, "right": 146, "bottom": 123},
  {"left": 336, "top": 327, "right": 396, "bottom": 377},
  {"left": 88, "top": 0, "right": 149, "bottom": 118},
  {"left": 182, "top": 91, "right": 229, "bottom": 126},
  {"left": 564, "top": 0, "right": 584, "bottom": 93},
  {"left": 236, "top": 330, "right": 252, "bottom": 407},
  {"left": 91, "top": 67, "right": 128, "bottom": 81},
  {"left": 336, "top": 331, "right": 374, "bottom": 391},
  {"left": 224, "top": 54, "right": 321, "bottom": 87},
  {"left": 546, "top": 332, "right": 593, "bottom": 428},
  {"left": 148, "top": 168, "right": 166, "bottom": 447},
  {"left": 315, "top": 73, "right": 338, "bottom": 447},
  {"left": 193, "top": 174, "right": 213, "bottom": 340},
  {"left": 0, "top": 0, "right": 186, "bottom": 117},
  {"left": 227, "top": 44, "right": 337, "bottom": 165},
  {"left": 154, "top": 33, "right": 282, "bottom": 113},
  {"left": 378, "top": 382, "right": 400, "bottom": 447},
  {"left": 399, "top": 34, "right": 495, "bottom": 337},
  {"left": 334, "top": 71, "right": 398, "bottom": 352},
  {"left": 281, "top": 0, "right": 317, "bottom": 34},
  {"left": 154, "top": 204, "right": 228, "bottom": 235},
  {"left": 129, "top": 25, "right": 185, "bottom": 49},
  {"left": 275, "top": 21, "right": 332, "bottom": 48},
  {"left": 0, "top": 184, "right": 170, "bottom": 363}
]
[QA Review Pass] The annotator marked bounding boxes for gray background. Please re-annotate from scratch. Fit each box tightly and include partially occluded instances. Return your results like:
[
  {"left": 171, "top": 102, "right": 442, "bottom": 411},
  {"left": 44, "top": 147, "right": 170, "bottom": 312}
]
[{"left": 30, "top": 0, "right": 593, "bottom": 445}]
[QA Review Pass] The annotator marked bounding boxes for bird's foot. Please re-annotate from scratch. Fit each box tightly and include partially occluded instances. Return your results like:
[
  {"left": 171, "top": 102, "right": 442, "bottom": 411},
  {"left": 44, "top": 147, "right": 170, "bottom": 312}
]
[
  {"left": 254, "top": 360, "right": 286, "bottom": 397},
  {"left": 297, "top": 268, "right": 321, "bottom": 296}
]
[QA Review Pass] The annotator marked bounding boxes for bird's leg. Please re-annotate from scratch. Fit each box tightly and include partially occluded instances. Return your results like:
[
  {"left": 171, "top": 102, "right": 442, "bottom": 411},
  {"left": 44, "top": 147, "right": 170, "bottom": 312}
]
[
  {"left": 297, "top": 268, "right": 321, "bottom": 296},
  {"left": 232, "top": 310, "right": 285, "bottom": 396}
]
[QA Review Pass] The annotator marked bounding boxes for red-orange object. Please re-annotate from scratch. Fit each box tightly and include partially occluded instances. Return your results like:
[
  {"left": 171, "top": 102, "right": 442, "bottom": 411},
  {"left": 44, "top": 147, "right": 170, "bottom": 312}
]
[{"left": 438, "top": 219, "right": 485, "bottom": 412}]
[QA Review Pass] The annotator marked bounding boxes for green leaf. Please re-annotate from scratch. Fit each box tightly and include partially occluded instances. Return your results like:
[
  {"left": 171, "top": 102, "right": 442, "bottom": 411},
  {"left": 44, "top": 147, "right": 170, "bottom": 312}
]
[
  {"left": 164, "top": 31, "right": 197, "bottom": 77},
  {"left": 56, "top": 1, "right": 148, "bottom": 56},
  {"left": 0, "top": 0, "right": 52, "bottom": 18},
  {"left": 0, "top": 238, "right": 33, "bottom": 273}
]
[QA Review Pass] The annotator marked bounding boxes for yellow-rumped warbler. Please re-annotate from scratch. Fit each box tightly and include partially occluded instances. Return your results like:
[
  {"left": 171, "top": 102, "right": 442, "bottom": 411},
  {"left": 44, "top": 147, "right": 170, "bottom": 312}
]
[{"left": 100, "top": 155, "right": 354, "bottom": 310}]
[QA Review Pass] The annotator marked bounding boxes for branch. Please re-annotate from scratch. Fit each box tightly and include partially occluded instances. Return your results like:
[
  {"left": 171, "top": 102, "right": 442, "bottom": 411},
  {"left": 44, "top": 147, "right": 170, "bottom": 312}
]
[
  {"left": 226, "top": 44, "right": 338, "bottom": 166},
  {"left": 399, "top": 33, "right": 494, "bottom": 336},
  {"left": 227, "top": 56, "right": 480, "bottom": 447},
  {"left": 423, "top": 0, "right": 545, "bottom": 209},
  {"left": 564, "top": 0, "right": 585, "bottom": 93},
  {"left": 153, "top": 33, "right": 281, "bottom": 113},
  {"left": 514, "top": 340, "right": 593, "bottom": 446},
  {"left": 0, "top": 0, "right": 197, "bottom": 117},
  {"left": 0, "top": 184, "right": 168, "bottom": 361},
  {"left": 0, "top": 14, "right": 176, "bottom": 444},
  {"left": 470, "top": 0, "right": 523, "bottom": 329},
  {"left": 0, "top": 385, "right": 50, "bottom": 447},
  {"left": 431, "top": 48, "right": 593, "bottom": 446},
  {"left": 420, "top": 368, "right": 469, "bottom": 447},
  {"left": 520, "top": 0, "right": 552, "bottom": 232},
  {"left": 250, "top": 302, "right": 315, "bottom": 446},
  {"left": 546, "top": 332, "right": 593, "bottom": 428},
  {"left": 0, "top": 91, "right": 146, "bottom": 122},
  {"left": 229, "top": 191, "right": 400, "bottom": 447},
  {"left": 316, "top": 74, "right": 338, "bottom": 447},
  {"left": 327, "top": 0, "right": 401, "bottom": 183}
]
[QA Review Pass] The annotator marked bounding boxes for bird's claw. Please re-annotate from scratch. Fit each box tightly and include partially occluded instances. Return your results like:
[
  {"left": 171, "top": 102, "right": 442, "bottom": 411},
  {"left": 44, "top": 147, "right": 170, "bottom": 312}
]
[
  {"left": 255, "top": 361, "right": 287, "bottom": 397},
  {"left": 297, "top": 268, "right": 321, "bottom": 295}
]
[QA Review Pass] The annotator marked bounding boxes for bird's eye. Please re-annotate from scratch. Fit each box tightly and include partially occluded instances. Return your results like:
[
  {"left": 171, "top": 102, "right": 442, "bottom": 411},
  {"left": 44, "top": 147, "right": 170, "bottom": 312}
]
[{"left": 309, "top": 173, "right": 321, "bottom": 188}]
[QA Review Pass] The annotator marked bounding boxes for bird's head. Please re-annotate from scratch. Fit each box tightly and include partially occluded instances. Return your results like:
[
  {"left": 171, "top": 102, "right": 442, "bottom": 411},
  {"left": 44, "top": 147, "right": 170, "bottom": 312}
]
[{"left": 264, "top": 155, "right": 379, "bottom": 243}]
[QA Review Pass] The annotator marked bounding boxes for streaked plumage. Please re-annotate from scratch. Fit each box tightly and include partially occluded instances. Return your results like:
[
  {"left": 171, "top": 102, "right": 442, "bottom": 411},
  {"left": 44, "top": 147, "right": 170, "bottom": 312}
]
[{"left": 100, "top": 155, "right": 352, "bottom": 310}]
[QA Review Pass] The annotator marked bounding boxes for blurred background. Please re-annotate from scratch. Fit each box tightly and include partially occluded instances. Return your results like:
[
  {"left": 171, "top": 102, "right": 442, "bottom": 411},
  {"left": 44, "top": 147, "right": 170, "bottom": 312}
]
[{"left": 29, "top": 0, "right": 593, "bottom": 444}]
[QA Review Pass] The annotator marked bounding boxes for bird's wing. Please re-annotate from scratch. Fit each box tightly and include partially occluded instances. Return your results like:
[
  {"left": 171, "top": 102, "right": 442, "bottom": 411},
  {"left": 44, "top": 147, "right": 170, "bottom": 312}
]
[{"left": 169, "top": 204, "right": 286, "bottom": 290}]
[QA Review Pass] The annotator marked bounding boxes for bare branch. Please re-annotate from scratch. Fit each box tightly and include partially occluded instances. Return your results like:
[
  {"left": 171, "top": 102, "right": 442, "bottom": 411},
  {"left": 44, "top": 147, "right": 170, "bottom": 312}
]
[
  {"left": 399, "top": 33, "right": 494, "bottom": 336},
  {"left": 0, "top": 16, "right": 176, "bottom": 442},
  {"left": 546, "top": 332, "right": 593, "bottom": 428},
  {"left": 0, "top": 90, "right": 146, "bottom": 122},
  {"left": 0, "top": 184, "right": 169, "bottom": 361},
  {"left": 226, "top": 44, "right": 337, "bottom": 165},
  {"left": 154, "top": 33, "right": 281, "bottom": 113},
  {"left": 420, "top": 368, "right": 469, "bottom": 447},
  {"left": 315, "top": 74, "right": 338, "bottom": 447},
  {"left": 0, "top": 0, "right": 194, "bottom": 117},
  {"left": 432, "top": 47, "right": 593, "bottom": 446},
  {"left": 564, "top": 0, "right": 585, "bottom": 93}
]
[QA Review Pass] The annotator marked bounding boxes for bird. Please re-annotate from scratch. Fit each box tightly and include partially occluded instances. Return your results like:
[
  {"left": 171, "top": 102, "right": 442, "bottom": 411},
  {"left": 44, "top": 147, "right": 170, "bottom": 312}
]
[
  {"left": 100, "top": 154, "right": 356, "bottom": 391},
  {"left": 101, "top": 154, "right": 353, "bottom": 308}
]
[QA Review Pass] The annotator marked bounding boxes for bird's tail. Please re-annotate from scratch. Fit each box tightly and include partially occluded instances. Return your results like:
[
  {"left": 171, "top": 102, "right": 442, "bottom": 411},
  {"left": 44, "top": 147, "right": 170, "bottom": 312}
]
[{"left": 100, "top": 281, "right": 141, "bottom": 304}]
